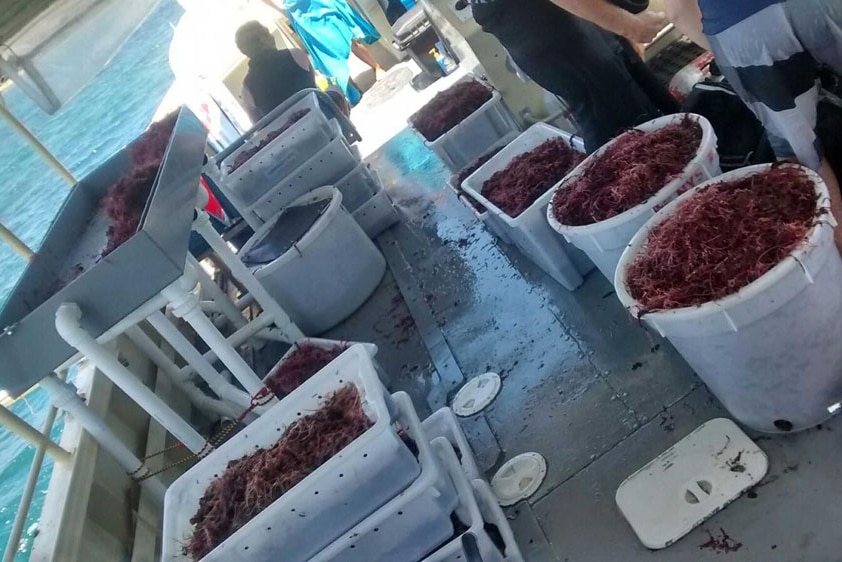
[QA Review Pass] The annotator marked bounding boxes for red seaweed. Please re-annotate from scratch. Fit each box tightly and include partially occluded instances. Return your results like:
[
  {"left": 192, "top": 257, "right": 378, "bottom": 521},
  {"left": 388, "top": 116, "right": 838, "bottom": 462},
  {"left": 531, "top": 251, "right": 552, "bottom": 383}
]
[
  {"left": 411, "top": 80, "right": 492, "bottom": 142},
  {"left": 228, "top": 109, "right": 311, "bottom": 172},
  {"left": 551, "top": 118, "right": 702, "bottom": 226},
  {"left": 130, "top": 110, "right": 179, "bottom": 168},
  {"left": 185, "top": 385, "right": 372, "bottom": 560},
  {"left": 264, "top": 342, "right": 348, "bottom": 397},
  {"left": 99, "top": 113, "right": 179, "bottom": 256},
  {"left": 625, "top": 166, "right": 818, "bottom": 312},
  {"left": 480, "top": 138, "right": 584, "bottom": 218},
  {"left": 100, "top": 163, "right": 160, "bottom": 256}
]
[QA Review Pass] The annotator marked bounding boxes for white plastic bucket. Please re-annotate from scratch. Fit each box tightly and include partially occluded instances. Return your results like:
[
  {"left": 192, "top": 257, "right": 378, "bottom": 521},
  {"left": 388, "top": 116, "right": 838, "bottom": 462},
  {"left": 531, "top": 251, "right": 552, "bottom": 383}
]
[
  {"left": 462, "top": 122, "right": 592, "bottom": 291},
  {"left": 410, "top": 75, "right": 521, "bottom": 171},
  {"left": 547, "top": 113, "right": 720, "bottom": 282},
  {"left": 241, "top": 187, "right": 386, "bottom": 334},
  {"left": 615, "top": 164, "right": 842, "bottom": 433}
]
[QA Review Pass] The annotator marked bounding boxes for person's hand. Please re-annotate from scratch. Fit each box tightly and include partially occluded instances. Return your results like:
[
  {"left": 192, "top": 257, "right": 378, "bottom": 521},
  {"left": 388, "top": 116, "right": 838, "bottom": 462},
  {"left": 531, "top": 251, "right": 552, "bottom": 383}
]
[{"left": 623, "top": 10, "right": 668, "bottom": 44}]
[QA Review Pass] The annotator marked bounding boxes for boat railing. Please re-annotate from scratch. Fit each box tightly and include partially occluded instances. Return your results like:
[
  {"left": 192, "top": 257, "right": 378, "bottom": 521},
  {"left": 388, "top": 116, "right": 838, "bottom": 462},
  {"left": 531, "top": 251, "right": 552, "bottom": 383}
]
[{"left": 1, "top": 369, "right": 73, "bottom": 562}]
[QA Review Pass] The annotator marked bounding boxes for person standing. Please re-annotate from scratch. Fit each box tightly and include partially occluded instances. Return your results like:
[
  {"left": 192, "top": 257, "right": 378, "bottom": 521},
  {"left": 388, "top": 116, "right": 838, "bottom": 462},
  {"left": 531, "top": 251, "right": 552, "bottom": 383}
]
[
  {"left": 469, "top": 0, "right": 679, "bottom": 152},
  {"left": 235, "top": 21, "right": 317, "bottom": 121},
  {"left": 262, "top": 0, "right": 385, "bottom": 105},
  {"left": 683, "top": 0, "right": 842, "bottom": 246}
]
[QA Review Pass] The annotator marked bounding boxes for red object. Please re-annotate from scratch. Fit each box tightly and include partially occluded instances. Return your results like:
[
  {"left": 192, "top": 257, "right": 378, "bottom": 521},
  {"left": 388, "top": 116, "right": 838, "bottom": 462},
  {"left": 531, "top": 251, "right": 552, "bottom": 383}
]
[
  {"left": 551, "top": 118, "right": 702, "bottom": 226},
  {"left": 626, "top": 166, "right": 817, "bottom": 312},
  {"left": 199, "top": 176, "right": 228, "bottom": 224}
]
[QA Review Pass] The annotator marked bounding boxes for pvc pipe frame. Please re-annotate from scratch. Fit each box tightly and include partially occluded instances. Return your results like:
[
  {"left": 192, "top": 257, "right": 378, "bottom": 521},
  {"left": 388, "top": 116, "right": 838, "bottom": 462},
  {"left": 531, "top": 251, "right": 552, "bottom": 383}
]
[
  {"left": 188, "top": 255, "right": 246, "bottom": 330},
  {"left": 39, "top": 374, "right": 167, "bottom": 504},
  {"left": 54, "top": 303, "right": 208, "bottom": 456},
  {"left": 142, "top": 313, "right": 263, "bottom": 414},
  {"left": 124, "top": 325, "right": 242, "bottom": 420},
  {"left": 162, "top": 267, "right": 268, "bottom": 397},
  {"left": 193, "top": 211, "right": 305, "bottom": 342}
]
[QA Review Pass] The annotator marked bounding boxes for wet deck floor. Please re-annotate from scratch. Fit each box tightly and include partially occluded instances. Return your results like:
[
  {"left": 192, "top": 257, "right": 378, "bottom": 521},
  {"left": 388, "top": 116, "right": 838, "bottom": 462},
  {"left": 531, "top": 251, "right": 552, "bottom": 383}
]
[{"left": 310, "top": 121, "right": 842, "bottom": 561}]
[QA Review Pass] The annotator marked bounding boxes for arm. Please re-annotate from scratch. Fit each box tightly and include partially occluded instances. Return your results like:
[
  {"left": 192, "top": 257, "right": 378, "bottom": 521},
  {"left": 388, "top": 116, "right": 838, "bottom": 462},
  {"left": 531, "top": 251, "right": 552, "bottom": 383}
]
[
  {"left": 664, "top": 0, "right": 710, "bottom": 50},
  {"left": 545, "top": 0, "right": 667, "bottom": 44}
]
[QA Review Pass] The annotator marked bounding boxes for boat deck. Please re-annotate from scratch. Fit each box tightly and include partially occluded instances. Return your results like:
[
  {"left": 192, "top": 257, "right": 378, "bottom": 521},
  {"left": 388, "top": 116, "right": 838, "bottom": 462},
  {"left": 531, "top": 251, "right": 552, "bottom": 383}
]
[{"left": 276, "top": 66, "right": 842, "bottom": 561}]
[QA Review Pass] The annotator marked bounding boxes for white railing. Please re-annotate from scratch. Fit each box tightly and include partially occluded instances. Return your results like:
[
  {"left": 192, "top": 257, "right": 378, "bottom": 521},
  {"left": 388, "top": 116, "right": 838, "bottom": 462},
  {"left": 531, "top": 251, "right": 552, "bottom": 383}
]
[{"left": 1, "top": 372, "right": 72, "bottom": 562}]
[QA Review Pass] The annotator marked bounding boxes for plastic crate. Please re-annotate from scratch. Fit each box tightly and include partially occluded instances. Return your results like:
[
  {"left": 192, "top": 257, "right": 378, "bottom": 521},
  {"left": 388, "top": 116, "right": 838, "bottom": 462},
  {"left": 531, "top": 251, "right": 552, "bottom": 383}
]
[
  {"left": 462, "top": 122, "right": 593, "bottom": 291},
  {"left": 421, "top": 407, "right": 481, "bottom": 480},
  {"left": 423, "top": 479, "right": 524, "bottom": 562},
  {"left": 221, "top": 107, "right": 337, "bottom": 205},
  {"left": 335, "top": 162, "right": 380, "bottom": 212},
  {"left": 352, "top": 171, "right": 400, "bottom": 238},
  {"left": 162, "top": 345, "right": 419, "bottom": 562},
  {"left": 410, "top": 76, "right": 521, "bottom": 172},
  {"left": 248, "top": 134, "right": 359, "bottom": 224},
  {"left": 311, "top": 399, "right": 461, "bottom": 562}
]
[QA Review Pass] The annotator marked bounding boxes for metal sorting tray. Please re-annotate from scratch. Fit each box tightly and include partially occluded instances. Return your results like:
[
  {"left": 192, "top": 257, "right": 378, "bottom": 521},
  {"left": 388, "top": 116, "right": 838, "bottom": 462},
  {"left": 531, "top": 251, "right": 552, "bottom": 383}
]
[{"left": 0, "top": 107, "right": 208, "bottom": 397}]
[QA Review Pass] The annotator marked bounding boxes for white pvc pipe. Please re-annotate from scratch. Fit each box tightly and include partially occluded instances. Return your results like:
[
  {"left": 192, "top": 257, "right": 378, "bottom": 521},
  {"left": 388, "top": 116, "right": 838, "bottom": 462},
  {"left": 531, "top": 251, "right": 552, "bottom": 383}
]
[
  {"left": 188, "top": 255, "right": 246, "bottom": 329},
  {"left": 193, "top": 211, "right": 304, "bottom": 341},
  {"left": 143, "top": 312, "right": 258, "bottom": 413},
  {"left": 39, "top": 374, "right": 167, "bottom": 504},
  {"left": 177, "top": 313, "right": 275, "bottom": 377},
  {"left": 54, "top": 303, "right": 208, "bottom": 455},
  {"left": 124, "top": 326, "right": 241, "bottom": 419},
  {"left": 162, "top": 272, "right": 268, "bottom": 397}
]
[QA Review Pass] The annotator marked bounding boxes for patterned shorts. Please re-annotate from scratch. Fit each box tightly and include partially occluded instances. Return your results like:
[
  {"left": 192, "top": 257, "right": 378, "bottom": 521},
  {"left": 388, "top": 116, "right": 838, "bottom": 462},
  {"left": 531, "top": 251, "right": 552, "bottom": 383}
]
[{"left": 706, "top": 0, "right": 842, "bottom": 171}]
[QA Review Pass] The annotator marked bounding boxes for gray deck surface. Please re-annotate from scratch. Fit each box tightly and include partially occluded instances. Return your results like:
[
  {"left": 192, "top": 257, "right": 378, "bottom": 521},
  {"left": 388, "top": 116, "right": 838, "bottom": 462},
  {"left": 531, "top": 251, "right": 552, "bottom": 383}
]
[{"left": 312, "top": 123, "right": 842, "bottom": 561}]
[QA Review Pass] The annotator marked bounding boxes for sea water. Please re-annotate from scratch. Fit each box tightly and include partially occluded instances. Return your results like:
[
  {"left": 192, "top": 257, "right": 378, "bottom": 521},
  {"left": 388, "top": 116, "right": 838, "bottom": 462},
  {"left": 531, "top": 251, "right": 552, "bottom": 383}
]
[{"left": 0, "top": 0, "right": 182, "bottom": 557}]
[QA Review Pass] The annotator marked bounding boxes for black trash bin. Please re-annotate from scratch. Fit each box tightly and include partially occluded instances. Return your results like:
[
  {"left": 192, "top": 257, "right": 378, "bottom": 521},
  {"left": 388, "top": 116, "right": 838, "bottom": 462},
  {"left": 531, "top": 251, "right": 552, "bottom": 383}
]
[{"left": 391, "top": 4, "right": 451, "bottom": 84}]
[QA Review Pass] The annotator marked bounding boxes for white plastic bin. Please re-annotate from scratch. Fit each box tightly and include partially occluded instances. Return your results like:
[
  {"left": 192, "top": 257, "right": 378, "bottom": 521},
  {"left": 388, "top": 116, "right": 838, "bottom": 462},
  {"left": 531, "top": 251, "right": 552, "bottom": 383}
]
[
  {"left": 410, "top": 76, "right": 521, "bottom": 172},
  {"left": 615, "top": 164, "right": 842, "bottom": 433},
  {"left": 263, "top": 337, "right": 378, "bottom": 395},
  {"left": 312, "top": 424, "right": 461, "bottom": 562},
  {"left": 335, "top": 162, "right": 380, "bottom": 212},
  {"left": 423, "top": 480, "right": 524, "bottom": 562},
  {"left": 547, "top": 113, "right": 720, "bottom": 282},
  {"left": 422, "top": 407, "right": 481, "bottom": 480},
  {"left": 162, "top": 345, "right": 421, "bottom": 562},
  {"left": 221, "top": 107, "right": 337, "bottom": 205},
  {"left": 448, "top": 131, "right": 519, "bottom": 244},
  {"left": 462, "top": 122, "right": 593, "bottom": 290},
  {"left": 352, "top": 187, "right": 400, "bottom": 238},
  {"left": 240, "top": 187, "right": 386, "bottom": 334},
  {"left": 249, "top": 134, "right": 359, "bottom": 225}
]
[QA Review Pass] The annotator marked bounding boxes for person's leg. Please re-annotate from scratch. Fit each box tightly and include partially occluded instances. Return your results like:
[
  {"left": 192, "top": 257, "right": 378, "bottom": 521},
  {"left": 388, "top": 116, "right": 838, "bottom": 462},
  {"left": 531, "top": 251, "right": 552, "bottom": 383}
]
[
  {"left": 664, "top": 0, "right": 710, "bottom": 50},
  {"left": 706, "top": 4, "right": 824, "bottom": 171},
  {"left": 351, "top": 40, "right": 386, "bottom": 78}
]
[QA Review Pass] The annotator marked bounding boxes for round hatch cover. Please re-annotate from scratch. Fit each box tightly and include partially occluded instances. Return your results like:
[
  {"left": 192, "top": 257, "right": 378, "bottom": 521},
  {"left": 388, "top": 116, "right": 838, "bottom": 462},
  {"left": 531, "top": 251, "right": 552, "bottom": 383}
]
[
  {"left": 451, "top": 372, "right": 501, "bottom": 417},
  {"left": 491, "top": 452, "right": 548, "bottom": 506}
]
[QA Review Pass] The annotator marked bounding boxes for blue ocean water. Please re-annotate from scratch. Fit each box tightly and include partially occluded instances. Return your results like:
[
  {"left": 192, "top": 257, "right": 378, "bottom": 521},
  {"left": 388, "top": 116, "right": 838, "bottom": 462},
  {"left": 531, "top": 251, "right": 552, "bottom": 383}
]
[{"left": 0, "top": 0, "right": 182, "bottom": 557}]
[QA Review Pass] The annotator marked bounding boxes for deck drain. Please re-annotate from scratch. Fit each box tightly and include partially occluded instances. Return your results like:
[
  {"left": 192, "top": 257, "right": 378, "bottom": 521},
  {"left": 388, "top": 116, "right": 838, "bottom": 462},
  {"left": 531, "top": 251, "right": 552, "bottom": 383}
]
[
  {"left": 491, "top": 452, "right": 547, "bottom": 506},
  {"left": 451, "top": 372, "right": 501, "bottom": 417},
  {"left": 615, "top": 418, "right": 768, "bottom": 549}
]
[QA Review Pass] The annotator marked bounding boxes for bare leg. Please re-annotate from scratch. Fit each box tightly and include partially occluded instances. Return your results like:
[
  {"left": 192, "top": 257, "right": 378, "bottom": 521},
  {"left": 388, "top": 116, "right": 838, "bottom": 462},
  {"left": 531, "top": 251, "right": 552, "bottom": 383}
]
[
  {"left": 351, "top": 40, "right": 386, "bottom": 78},
  {"left": 664, "top": 0, "right": 711, "bottom": 51},
  {"left": 820, "top": 158, "right": 842, "bottom": 251}
]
